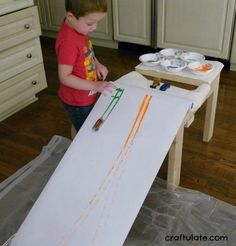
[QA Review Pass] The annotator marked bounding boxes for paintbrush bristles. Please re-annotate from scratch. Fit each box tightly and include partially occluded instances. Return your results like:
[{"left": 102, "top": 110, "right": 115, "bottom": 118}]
[{"left": 92, "top": 118, "right": 104, "bottom": 131}]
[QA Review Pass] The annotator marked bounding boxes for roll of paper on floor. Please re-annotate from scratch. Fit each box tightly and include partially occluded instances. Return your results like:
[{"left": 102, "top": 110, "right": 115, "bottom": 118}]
[{"left": 92, "top": 118, "right": 104, "bottom": 131}]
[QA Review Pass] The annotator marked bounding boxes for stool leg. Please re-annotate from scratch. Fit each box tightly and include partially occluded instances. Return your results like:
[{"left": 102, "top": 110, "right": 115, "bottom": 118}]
[
  {"left": 167, "top": 124, "right": 184, "bottom": 186},
  {"left": 203, "top": 75, "right": 220, "bottom": 142}
]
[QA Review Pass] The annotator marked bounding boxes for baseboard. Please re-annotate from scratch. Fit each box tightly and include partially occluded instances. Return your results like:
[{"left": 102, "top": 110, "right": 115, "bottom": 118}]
[{"left": 230, "top": 63, "right": 236, "bottom": 71}]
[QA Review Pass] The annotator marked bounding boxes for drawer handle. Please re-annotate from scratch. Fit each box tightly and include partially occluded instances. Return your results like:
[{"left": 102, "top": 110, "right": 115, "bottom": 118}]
[
  {"left": 32, "top": 81, "right": 38, "bottom": 85},
  {"left": 26, "top": 53, "right": 32, "bottom": 59},
  {"left": 24, "top": 24, "right": 31, "bottom": 29}
]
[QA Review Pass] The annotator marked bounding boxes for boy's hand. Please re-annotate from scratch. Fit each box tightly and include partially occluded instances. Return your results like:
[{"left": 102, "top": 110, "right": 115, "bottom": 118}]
[
  {"left": 96, "top": 62, "right": 108, "bottom": 80},
  {"left": 95, "top": 81, "right": 116, "bottom": 96}
]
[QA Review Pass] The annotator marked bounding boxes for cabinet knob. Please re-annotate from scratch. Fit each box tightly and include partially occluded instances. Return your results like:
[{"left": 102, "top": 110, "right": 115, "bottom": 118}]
[
  {"left": 24, "top": 24, "right": 30, "bottom": 29},
  {"left": 32, "top": 80, "right": 38, "bottom": 85},
  {"left": 26, "top": 53, "right": 32, "bottom": 59}
]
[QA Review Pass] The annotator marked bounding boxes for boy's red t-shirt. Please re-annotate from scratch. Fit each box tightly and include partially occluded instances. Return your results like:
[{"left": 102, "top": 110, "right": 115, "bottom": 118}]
[{"left": 55, "top": 22, "right": 98, "bottom": 106}]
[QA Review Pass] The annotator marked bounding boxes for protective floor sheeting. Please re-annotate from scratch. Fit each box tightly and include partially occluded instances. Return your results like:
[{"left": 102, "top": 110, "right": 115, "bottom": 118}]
[
  {"left": 0, "top": 135, "right": 71, "bottom": 245},
  {"left": 0, "top": 135, "right": 235, "bottom": 245},
  {"left": 124, "top": 179, "right": 236, "bottom": 246}
]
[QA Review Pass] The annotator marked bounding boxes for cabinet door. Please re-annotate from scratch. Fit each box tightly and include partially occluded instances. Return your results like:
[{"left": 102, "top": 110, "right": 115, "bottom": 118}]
[
  {"left": 112, "top": 0, "right": 151, "bottom": 45},
  {"left": 230, "top": 24, "right": 236, "bottom": 70},
  {"left": 157, "top": 0, "right": 235, "bottom": 59},
  {"left": 38, "top": 0, "right": 113, "bottom": 40},
  {"left": 90, "top": 0, "right": 113, "bottom": 40},
  {"left": 44, "top": 0, "right": 65, "bottom": 31},
  {"left": 33, "top": 0, "right": 48, "bottom": 29}
]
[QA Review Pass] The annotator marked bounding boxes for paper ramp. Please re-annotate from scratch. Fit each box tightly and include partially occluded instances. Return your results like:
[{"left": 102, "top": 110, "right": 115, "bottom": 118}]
[{"left": 10, "top": 82, "right": 192, "bottom": 246}]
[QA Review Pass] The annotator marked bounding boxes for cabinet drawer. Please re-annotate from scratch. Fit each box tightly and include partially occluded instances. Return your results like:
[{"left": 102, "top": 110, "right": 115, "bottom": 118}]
[
  {"left": 0, "top": 0, "right": 33, "bottom": 16},
  {"left": 0, "top": 38, "right": 43, "bottom": 82},
  {"left": 0, "top": 6, "right": 41, "bottom": 51},
  {"left": 0, "top": 64, "right": 47, "bottom": 107}
]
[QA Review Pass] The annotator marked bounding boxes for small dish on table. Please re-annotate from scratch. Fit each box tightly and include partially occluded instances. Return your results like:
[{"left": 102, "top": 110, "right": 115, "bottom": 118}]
[
  {"left": 188, "top": 61, "right": 213, "bottom": 75},
  {"left": 139, "top": 53, "right": 164, "bottom": 67},
  {"left": 160, "top": 59, "right": 187, "bottom": 73},
  {"left": 160, "top": 48, "right": 184, "bottom": 58},
  {"left": 181, "top": 52, "right": 205, "bottom": 63}
]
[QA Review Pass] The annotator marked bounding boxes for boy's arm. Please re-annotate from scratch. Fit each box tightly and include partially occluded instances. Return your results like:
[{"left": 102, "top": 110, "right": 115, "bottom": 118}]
[{"left": 58, "top": 64, "right": 115, "bottom": 94}]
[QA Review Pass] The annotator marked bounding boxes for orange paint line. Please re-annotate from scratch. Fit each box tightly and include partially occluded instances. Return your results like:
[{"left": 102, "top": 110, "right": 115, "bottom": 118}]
[
  {"left": 124, "top": 95, "right": 148, "bottom": 146},
  {"left": 114, "top": 95, "right": 152, "bottom": 172},
  {"left": 106, "top": 95, "right": 149, "bottom": 177},
  {"left": 132, "top": 96, "right": 152, "bottom": 142}
]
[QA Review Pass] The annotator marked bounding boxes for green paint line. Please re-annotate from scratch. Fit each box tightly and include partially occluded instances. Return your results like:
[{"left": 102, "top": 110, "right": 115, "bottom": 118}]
[
  {"left": 102, "top": 88, "right": 124, "bottom": 120},
  {"left": 102, "top": 92, "right": 119, "bottom": 118}
]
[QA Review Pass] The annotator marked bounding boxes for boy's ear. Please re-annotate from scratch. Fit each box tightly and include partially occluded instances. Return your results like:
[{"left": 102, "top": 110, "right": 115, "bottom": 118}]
[{"left": 66, "top": 12, "right": 76, "bottom": 22}]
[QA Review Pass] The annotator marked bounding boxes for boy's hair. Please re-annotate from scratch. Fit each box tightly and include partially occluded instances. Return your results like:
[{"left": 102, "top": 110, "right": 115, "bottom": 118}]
[{"left": 65, "top": 0, "right": 107, "bottom": 17}]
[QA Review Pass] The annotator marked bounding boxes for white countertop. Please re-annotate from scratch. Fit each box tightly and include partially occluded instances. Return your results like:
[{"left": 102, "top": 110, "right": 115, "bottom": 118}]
[{"left": 0, "top": 0, "right": 33, "bottom": 16}]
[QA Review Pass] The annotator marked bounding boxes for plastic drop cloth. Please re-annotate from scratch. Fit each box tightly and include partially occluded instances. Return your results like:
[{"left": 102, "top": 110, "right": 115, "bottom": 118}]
[
  {"left": 0, "top": 135, "right": 235, "bottom": 246},
  {"left": 0, "top": 135, "right": 71, "bottom": 245},
  {"left": 124, "top": 179, "right": 236, "bottom": 246}
]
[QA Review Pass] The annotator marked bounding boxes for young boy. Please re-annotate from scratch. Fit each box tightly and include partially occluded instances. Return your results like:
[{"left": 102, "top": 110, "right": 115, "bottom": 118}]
[{"left": 56, "top": 0, "right": 115, "bottom": 138}]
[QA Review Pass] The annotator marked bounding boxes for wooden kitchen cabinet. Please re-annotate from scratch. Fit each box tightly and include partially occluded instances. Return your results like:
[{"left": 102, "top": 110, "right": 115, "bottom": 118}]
[
  {"left": 33, "top": 0, "right": 117, "bottom": 48},
  {"left": 0, "top": 6, "right": 47, "bottom": 121},
  {"left": 39, "top": 0, "right": 65, "bottom": 32},
  {"left": 33, "top": 0, "right": 48, "bottom": 30},
  {"left": 156, "top": 0, "right": 236, "bottom": 59},
  {"left": 90, "top": 0, "right": 115, "bottom": 47},
  {"left": 112, "top": 0, "right": 151, "bottom": 46},
  {"left": 230, "top": 23, "right": 236, "bottom": 71}
]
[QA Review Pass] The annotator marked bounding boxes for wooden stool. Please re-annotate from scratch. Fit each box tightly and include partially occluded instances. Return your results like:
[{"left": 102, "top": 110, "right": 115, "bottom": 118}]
[{"left": 135, "top": 61, "right": 224, "bottom": 186}]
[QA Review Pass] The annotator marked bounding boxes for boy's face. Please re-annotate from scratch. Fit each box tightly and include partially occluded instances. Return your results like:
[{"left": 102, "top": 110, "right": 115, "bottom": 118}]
[{"left": 68, "top": 12, "right": 106, "bottom": 35}]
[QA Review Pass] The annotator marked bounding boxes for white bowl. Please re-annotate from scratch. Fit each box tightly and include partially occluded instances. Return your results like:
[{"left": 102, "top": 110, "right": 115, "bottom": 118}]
[
  {"left": 181, "top": 52, "right": 205, "bottom": 63},
  {"left": 139, "top": 53, "right": 164, "bottom": 66},
  {"left": 160, "top": 48, "right": 184, "bottom": 58},
  {"left": 160, "top": 59, "right": 187, "bottom": 73},
  {"left": 188, "top": 61, "right": 213, "bottom": 75}
]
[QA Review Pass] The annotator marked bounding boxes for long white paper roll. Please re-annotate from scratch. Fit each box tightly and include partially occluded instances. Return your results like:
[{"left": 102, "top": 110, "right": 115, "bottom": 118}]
[
  {"left": 10, "top": 74, "right": 192, "bottom": 246},
  {"left": 117, "top": 71, "right": 210, "bottom": 112}
]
